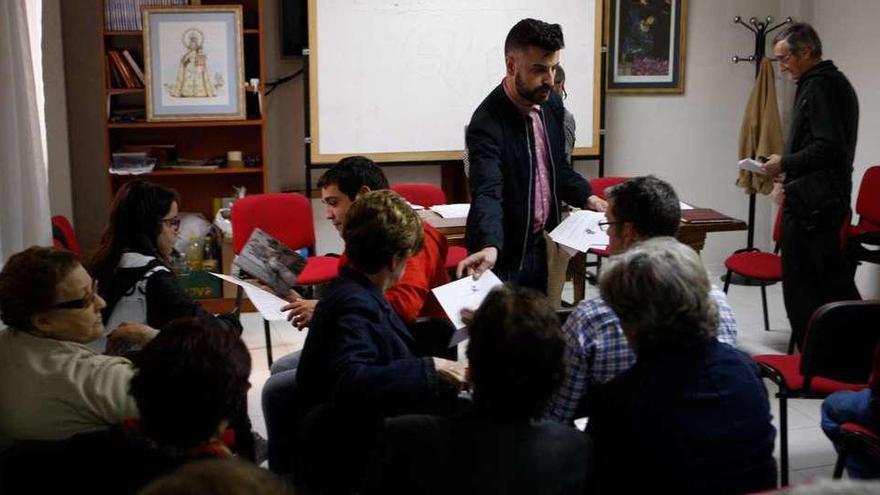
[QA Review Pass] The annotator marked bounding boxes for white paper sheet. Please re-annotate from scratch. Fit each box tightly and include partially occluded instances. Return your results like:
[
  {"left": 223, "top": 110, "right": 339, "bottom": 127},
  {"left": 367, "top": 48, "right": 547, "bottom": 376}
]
[
  {"left": 548, "top": 210, "right": 609, "bottom": 253},
  {"left": 430, "top": 203, "right": 471, "bottom": 219},
  {"left": 738, "top": 158, "right": 767, "bottom": 174},
  {"left": 679, "top": 201, "right": 694, "bottom": 211},
  {"left": 211, "top": 273, "right": 291, "bottom": 321},
  {"left": 432, "top": 270, "right": 503, "bottom": 345}
]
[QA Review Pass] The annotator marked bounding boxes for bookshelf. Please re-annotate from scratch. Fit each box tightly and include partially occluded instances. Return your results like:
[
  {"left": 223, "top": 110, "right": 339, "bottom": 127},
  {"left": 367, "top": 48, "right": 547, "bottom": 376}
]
[{"left": 99, "top": 0, "right": 268, "bottom": 223}]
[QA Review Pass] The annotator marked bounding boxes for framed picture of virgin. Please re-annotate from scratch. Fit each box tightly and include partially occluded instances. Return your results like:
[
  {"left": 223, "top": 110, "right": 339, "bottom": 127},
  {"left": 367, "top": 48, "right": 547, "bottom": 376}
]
[
  {"left": 143, "top": 6, "right": 246, "bottom": 121},
  {"left": 607, "top": 0, "right": 688, "bottom": 94}
]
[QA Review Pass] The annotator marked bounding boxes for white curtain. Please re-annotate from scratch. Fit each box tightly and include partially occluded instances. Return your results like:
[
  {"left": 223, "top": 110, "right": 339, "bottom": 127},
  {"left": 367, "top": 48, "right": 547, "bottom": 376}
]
[{"left": 0, "top": 0, "right": 52, "bottom": 266}]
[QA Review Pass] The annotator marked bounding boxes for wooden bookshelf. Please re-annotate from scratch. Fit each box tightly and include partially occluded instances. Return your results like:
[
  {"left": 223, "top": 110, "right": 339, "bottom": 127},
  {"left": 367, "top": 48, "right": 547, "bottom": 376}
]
[{"left": 100, "top": 0, "right": 268, "bottom": 222}]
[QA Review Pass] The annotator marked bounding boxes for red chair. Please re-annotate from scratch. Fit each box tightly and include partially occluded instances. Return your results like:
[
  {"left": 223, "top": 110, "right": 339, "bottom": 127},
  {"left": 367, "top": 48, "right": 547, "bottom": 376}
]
[
  {"left": 753, "top": 300, "right": 880, "bottom": 486},
  {"left": 832, "top": 422, "right": 880, "bottom": 479},
  {"left": 51, "top": 215, "right": 81, "bottom": 256},
  {"left": 390, "top": 183, "right": 468, "bottom": 271},
  {"left": 846, "top": 165, "right": 880, "bottom": 264},
  {"left": 584, "top": 177, "right": 628, "bottom": 281},
  {"left": 723, "top": 206, "right": 784, "bottom": 336},
  {"left": 231, "top": 193, "right": 339, "bottom": 366}
]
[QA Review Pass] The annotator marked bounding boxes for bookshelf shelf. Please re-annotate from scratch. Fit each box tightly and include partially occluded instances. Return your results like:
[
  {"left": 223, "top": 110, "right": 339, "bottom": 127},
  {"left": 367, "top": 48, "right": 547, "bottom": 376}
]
[
  {"left": 121, "top": 167, "right": 264, "bottom": 177},
  {"left": 108, "top": 119, "right": 263, "bottom": 129}
]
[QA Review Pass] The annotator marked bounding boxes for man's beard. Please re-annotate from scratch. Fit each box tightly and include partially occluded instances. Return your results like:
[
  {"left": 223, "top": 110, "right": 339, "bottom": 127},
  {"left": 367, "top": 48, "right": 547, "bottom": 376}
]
[{"left": 516, "top": 73, "right": 552, "bottom": 105}]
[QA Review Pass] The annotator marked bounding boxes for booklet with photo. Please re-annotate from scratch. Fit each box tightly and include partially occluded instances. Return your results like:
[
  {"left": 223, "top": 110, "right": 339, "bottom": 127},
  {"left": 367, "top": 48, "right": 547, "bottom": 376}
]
[{"left": 233, "top": 228, "right": 306, "bottom": 296}]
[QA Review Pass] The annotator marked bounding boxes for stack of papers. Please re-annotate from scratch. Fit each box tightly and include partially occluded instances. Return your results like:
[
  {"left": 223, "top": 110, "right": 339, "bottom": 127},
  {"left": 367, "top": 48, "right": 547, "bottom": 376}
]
[
  {"left": 211, "top": 273, "right": 291, "bottom": 321},
  {"left": 430, "top": 203, "right": 470, "bottom": 218},
  {"left": 548, "top": 210, "right": 609, "bottom": 255},
  {"left": 431, "top": 270, "right": 503, "bottom": 346}
]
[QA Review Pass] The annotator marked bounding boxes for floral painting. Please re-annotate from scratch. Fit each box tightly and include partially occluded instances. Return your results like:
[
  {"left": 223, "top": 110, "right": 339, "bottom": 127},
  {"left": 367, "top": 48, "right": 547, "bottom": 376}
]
[{"left": 608, "top": 0, "right": 687, "bottom": 93}]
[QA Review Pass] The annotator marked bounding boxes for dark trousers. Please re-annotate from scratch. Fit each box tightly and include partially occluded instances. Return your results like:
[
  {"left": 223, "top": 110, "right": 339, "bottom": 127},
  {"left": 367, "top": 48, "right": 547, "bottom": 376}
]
[
  {"left": 500, "top": 230, "right": 548, "bottom": 294},
  {"left": 782, "top": 209, "right": 861, "bottom": 351}
]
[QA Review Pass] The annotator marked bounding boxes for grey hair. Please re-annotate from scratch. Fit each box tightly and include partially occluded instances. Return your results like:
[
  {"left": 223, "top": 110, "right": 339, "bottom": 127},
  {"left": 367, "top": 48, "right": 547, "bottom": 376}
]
[
  {"left": 774, "top": 22, "right": 823, "bottom": 59},
  {"left": 599, "top": 237, "right": 718, "bottom": 357}
]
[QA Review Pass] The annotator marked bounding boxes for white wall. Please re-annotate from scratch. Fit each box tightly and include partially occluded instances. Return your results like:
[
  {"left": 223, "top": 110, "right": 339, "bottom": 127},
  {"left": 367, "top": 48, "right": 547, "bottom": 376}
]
[{"left": 43, "top": 0, "right": 73, "bottom": 221}]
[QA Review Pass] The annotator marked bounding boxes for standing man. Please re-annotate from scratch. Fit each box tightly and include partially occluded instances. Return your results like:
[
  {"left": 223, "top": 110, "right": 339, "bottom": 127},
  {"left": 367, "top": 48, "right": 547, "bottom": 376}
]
[
  {"left": 761, "top": 22, "right": 861, "bottom": 350},
  {"left": 458, "top": 18, "right": 606, "bottom": 293}
]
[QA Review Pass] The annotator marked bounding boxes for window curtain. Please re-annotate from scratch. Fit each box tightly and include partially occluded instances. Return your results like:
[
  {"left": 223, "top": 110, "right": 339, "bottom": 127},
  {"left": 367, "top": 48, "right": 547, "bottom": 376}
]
[{"left": 0, "top": 1, "right": 51, "bottom": 267}]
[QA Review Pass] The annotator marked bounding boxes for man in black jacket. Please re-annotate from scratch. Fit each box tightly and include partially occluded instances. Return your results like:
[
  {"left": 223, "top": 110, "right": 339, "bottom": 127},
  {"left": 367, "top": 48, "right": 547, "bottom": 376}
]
[
  {"left": 457, "top": 19, "right": 606, "bottom": 293},
  {"left": 762, "top": 22, "right": 861, "bottom": 350}
]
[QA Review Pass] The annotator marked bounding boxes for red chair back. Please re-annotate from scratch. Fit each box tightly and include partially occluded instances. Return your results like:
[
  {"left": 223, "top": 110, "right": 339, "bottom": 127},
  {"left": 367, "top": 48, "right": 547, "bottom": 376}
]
[
  {"left": 231, "top": 193, "right": 316, "bottom": 255},
  {"left": 51, "top": 215, "right": 81, "bottom": 256},
  {"left": 856, "top": 166, "right": 880, "bottom": 228},
  {"left": 390, "top": 183, "right": 447, "bottom": 208},
  {"left": 772, "top": 205, "right": 784, "bottom": 244},
  {"left": 800, "top": 300, "right": 880, "bottom": 386},
  {"left": 588, "top": 176, "right": 628, "bottom": 201}
]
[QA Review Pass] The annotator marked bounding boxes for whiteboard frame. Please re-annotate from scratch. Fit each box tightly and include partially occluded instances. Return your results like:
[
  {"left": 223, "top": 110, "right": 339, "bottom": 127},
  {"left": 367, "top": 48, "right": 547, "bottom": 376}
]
[{"left": 307, "top": 0, "right": 603, "bottom": 164}]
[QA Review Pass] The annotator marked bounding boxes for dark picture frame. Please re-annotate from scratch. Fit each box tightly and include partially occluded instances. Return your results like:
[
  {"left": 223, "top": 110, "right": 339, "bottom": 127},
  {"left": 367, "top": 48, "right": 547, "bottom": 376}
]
[{"left": 607, "top": 0, "right": 688, "bottom": 94}]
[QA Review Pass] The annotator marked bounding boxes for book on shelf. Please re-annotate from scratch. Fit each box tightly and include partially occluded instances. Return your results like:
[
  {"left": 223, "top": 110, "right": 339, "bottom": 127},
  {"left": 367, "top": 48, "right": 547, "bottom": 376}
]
[
  {"left": 108, "top": 51, "right": 141, "bottom": 88},
  {"left": 104, "top": 0, "right": 190, "bottom": 32},
  {"left": 233, "top": 228, "right": 307, "bottom": 297},
  {"left": 121, "top": 50, "right": 145, "bottom": 85}
]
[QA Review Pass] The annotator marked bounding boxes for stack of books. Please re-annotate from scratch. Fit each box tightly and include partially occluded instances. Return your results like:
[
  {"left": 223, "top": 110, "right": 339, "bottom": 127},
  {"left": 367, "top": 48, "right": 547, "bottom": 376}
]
[
  {"left": 106, "top": 50, "right": 144, "bottom": 89},
  {"left": 104, "top": 0, "right": 189, "bottom": 31}
]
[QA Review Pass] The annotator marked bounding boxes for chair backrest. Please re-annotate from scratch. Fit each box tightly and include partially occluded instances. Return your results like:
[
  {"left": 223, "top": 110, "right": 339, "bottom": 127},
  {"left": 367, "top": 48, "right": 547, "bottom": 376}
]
[
  {"left": 51, "top": 215, "right": 81, "bottom": 256},
  {"left": 231, "top": 193, "right": 316, "bottom": 255},
  {"left": 801, "top": 299, "right": 880, "bottom": 386},
  {"left": 772, "top": 205, "right": 784, "bottom": 244},
  {"left": 856, "top": 166, "right": 880, "bottom": 229},
  {"left": 588, "top": 176, "right": 629, "bottom": 201},
  {"left": 390, "top": 183, "right": 447, "bottom": 208}
]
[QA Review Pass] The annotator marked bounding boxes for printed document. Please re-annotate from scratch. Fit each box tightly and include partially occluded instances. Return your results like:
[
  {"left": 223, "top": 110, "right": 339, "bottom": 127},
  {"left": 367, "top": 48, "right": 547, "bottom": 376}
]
[
  {"left": 432, "top": 270, "right": 503, "bottom": 345},
  {"left": 548, "top": 210, "right": 609, "bottom": 253},
  {"left": 211, "top": 273, "right": 291, "bottom": 321}
]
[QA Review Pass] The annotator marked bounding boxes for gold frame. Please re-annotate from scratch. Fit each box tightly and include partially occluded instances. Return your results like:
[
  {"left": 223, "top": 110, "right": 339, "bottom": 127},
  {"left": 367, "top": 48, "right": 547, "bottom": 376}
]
[
  {"left": 143, "top": 6, "right": 246, "bottom": 121},
  {"left": 606, "top": 0, "right": 688, "bottom": 95}
]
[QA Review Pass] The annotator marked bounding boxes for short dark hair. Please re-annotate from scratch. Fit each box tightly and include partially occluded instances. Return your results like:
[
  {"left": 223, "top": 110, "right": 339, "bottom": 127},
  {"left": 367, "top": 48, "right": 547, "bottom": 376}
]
[
  {"left": 607, "top": 176, "right": 681, "bottom": 238},
  {"left": 0, "top": 246, "right": 79, "bottom": 331},
  {"left": 774, "top": 22, "right": 822, "bottom": 59},
  {"left": 130, "top": 318, "right": 251, "bottom": 449},
  {"left": 88, "top": 180, "right": 180, "bottom": 289},
  {"left": 466, "top": 285, "right": 565, "bottom": 420},
  {"left": 504, "top": 18, "right": 564, "bottom": 55},
  {"left": 316, "top": 156, "right": 389, "bottom": 201},
  {"left": 343, "top": 190, "right": 424, "bottom": 274}
]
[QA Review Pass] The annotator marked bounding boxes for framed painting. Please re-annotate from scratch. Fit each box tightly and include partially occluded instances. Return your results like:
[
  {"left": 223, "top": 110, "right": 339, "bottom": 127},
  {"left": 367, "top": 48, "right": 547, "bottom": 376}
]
[
  {"left": 143, "top": 6, "right": 245, "bottom": 121},
  {"left": 607, "top": 0, "right": 688, "bottom": 94}
]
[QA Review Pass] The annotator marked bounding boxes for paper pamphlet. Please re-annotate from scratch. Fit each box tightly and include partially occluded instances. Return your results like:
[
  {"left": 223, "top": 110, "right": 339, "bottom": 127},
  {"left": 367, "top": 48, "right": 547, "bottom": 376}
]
[
  {"left": 432, "top": 270, "right": 503, "bottom": 345},
  {"left": 548, "top": 210, "right": 609, "bottom": 253},
  {"left": 211, "top": 273, "right": 291, "bottom": 322},
  {"left": 430, "top": 203, "right": 471, "bottom": 219},
  {"left": 233, "top": 228, "right": 306, "bottom": 297},
  {"left": 680, "top": 201, "right": 694, "bottom": 211},
  {"left": 738, "top": 158, "right": 767, "bottom": 174}
]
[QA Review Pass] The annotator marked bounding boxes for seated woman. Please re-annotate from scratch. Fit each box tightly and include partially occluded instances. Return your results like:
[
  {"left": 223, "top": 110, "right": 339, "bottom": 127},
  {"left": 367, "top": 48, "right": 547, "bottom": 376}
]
[
  {"left": 87, "top": 180, "right": 241, "bottom": 353},
  {"left": 364, "top": 285, "right": 594, "bottom": 495},
  {"left": 293, "top": 190, "right": 466, "bottom": 492},
  {"left": 589, "top": 237, "right": 777, "bottom": 494},
  {"left": 0, "top": 246, "right": 145, "bottom": 448}
]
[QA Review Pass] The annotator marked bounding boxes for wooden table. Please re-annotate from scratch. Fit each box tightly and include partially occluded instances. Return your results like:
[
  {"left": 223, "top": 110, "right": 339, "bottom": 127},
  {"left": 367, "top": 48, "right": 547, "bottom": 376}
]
[{"left": 419, "top": 208, "right": 747, "bottom": 303}]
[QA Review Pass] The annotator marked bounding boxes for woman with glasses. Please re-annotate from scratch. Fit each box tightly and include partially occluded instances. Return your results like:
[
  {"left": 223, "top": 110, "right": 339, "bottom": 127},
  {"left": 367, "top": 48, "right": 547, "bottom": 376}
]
[
  {"left": 88, "top": 180, "right": 241, "bottom": 354},
  {"left": 0, "top": 246, "right": 143, "bottom": 447}
]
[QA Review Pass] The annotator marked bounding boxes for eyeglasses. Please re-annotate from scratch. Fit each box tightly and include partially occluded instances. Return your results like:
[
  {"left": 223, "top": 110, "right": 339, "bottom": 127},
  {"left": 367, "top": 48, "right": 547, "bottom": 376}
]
[
  {"left": 52, "top": 280, "right": 99, "bottom": 310},
  {"left": 161, "top": 216, "right": 181, "bottom": 230},
  {"left": 598, "top": 221, "right": 622, "bottom": 232}
]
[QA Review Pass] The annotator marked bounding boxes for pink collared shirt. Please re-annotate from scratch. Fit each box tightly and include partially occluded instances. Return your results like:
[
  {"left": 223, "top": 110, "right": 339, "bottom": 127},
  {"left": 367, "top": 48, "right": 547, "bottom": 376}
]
[{"left": 503, "top": 79, "right": 552, "bottom": 233}]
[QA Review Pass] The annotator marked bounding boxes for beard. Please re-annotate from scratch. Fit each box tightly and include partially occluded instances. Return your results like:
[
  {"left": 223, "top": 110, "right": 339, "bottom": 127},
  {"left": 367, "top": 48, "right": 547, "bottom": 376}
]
[{"left": 515, "top": 73, "right": 552, "bottom": 104}]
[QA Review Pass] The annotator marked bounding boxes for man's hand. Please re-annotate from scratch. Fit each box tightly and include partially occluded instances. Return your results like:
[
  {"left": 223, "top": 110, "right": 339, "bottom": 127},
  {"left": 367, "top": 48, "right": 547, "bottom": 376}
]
[
  {"left": 762, "top": 154, "right": 784, "bottom": 177},
  {"left": 432, "top": 357, "right": 468, "bottom": 392},
  {"left": 282, "top": 296, "right": 318, "bottom": 330},
  {"left": 456, "top": 247, "right": 498, "bottom": 280},
  {"left": 586, "top": 195, "right": 608, "bottom": 212}
]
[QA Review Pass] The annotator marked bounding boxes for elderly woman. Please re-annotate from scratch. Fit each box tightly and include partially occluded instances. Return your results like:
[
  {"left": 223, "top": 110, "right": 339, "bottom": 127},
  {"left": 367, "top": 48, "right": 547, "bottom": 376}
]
[
  {"left": 0, "top": 247, "right": 147, "bottom": 449},
  {"left": 294, "top": 190, "right": 466, "bottom": 492},
  {"left": 589, "top": 237, "right": 777, "bottom": 494}
]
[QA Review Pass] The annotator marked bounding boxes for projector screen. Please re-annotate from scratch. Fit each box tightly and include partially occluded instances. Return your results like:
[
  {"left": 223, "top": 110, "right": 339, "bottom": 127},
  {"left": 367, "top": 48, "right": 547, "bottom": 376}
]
[{"left": 308, "top": 0, "right": 601, "bottom": 164}]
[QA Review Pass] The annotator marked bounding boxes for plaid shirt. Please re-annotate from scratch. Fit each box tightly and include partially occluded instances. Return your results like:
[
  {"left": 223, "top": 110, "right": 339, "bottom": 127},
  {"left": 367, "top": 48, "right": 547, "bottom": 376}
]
[{"left": 545, "top": 288, "right": 737, "bottom": 424}]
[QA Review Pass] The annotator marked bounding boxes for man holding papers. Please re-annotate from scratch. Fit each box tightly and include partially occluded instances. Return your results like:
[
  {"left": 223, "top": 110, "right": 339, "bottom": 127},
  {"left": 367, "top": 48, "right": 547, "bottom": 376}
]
[
  {"left": 545, "top": 176, "right": 738, "bottom": 423},
  {"left": 459, "top": 19, "right": 606, "bottom": 293}
]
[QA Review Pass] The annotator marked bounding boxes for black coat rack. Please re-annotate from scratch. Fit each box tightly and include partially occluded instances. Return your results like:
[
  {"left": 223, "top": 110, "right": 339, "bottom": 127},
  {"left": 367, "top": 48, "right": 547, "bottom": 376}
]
[{"left": 731, "top": 15, "right": 792, "bottom": 250}]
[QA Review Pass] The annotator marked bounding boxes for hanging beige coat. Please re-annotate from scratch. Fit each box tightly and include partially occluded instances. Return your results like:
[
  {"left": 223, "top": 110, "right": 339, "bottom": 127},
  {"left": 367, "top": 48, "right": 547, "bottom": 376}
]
[{"left": 736, "top": 58, "right": 784, "bottom": 195}]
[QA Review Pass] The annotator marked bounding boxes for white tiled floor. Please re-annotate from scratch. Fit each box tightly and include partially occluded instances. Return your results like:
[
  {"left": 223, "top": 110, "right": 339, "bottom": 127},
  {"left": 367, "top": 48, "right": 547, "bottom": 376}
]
[{"left": 239, "top": 266, "right": 838, "bottom": 484}]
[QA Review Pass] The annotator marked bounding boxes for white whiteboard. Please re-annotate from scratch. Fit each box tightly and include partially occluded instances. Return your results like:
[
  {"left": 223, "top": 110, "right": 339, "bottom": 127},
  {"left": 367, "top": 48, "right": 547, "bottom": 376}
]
[{"left": 308, "top": 0, "right": 601, "bottom": 163}]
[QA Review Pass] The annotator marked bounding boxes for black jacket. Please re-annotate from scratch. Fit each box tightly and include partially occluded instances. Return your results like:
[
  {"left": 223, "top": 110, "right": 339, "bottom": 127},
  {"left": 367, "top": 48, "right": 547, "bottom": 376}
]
[
  {"left": 783, "top": 60, "right": 858, "bottom": 199},
  {"left": 364, "top": 411, "right": 593, "bottom": 495},
  {"left": 466, "top": 83, "right": 592, "bottom": 273}
]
